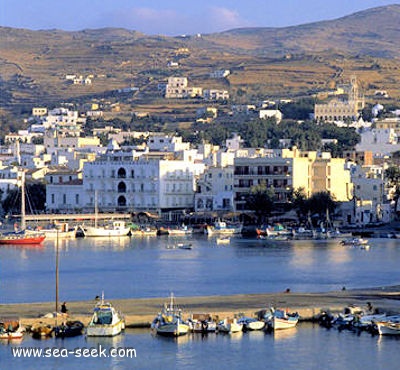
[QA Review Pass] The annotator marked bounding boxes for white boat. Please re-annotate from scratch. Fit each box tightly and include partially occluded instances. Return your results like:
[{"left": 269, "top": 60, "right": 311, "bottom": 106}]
[
  {"left": 205, "top": 221, "right": 242, "bottom": 236},
  {"left": 238, "top": 317, "right": 265, "bottom": 331},
  {"left": 216, "top": 237, "right": 230, "bottom": 245},
  {"left": 151, "top": 293, "right": 190, "bottom": 337},
  {"left": 217, "top": 318, "right": 243, "bottom": 333},
  {"left": 82, "top": 220, "right": 131, "bottom": 237},
  {"left": 130, "top": 227, "right": 157, "bottom": 237},
  {"left": 86, "top": 295, "right": 125, "bottom": 337},
  {"left": 167, "top": 225, "right": 193, "bottom": 236},
  {"left": 266, "top": 308, "right": 299, "bottom": 330},
  {"left": 26, "top": 223, "right": 77, "bottom": 239},
  {"left": 0, "top": 320, "right": 25, "bottom": 340},
  {"left": 188, "top": 313, "right": 217, "bottom": 333},
  {"left": 376, "top": 321, "right": 400, "bottom": 335}
]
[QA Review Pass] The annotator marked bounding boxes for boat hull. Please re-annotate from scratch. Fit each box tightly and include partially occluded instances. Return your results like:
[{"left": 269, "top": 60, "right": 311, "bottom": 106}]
[
  {"left": 83, "top": 226, "right": 130, "bottom": 237},
  {"left": 156, "top": 323, "right": 189, "bottom": 337},
  {"left": 86, "top": 320, "right": 124, "bottom": 337},
  {"left": 0, "top": 234, "right": 45, "bottom": 245},
  {"left": 376, "top": 322, "right": 400, "bottom": 335},
  {"left": 272, "top": 316, "right": 299, "bottom": 330}
]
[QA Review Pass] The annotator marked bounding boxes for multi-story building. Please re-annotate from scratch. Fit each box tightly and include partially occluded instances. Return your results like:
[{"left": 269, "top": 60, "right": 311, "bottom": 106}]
[
  {"left": 46, "top": 142, "right": 205, "bottom": 214},
  {"left": 233, "top": 147, "right": 352, "bottom": 211},
  {"left": 195, "top": 166, "right": 234, "bottom": 212}
]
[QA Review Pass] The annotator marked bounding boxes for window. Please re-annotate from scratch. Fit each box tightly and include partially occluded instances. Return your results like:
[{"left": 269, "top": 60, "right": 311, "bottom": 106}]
[{"left": 75, "top": 194, "right": 79, "bottom": 204}]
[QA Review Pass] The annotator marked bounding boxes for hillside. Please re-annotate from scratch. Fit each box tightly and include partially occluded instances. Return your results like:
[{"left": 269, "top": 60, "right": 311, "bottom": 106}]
[{"left": 0, "top": 5, "right": 399, "bottom": 118}]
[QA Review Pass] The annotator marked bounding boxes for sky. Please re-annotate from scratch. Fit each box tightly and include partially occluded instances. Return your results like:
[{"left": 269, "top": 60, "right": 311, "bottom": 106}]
[{"left": 0, "top": 0, "right": 397, "bottom": 36}]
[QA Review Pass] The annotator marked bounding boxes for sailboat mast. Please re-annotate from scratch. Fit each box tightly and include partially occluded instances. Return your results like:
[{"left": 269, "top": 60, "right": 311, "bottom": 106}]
[
  {"left": 55, "top": 230, "right": 59, "bottom": 321},
  {"left": 20, "top": 170, "right": 26, "bottom": 230},
  {"left": 94, "top": 190, "right": 98, "bottom": 228}
]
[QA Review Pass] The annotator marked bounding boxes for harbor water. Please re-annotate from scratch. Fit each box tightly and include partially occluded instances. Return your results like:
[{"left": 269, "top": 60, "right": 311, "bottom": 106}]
[
  {"left": 1, "top": 235, "right": 400, "bottom": 369},
  {"left": 1, "top": 235, "right": 400, "bottom": 303}
]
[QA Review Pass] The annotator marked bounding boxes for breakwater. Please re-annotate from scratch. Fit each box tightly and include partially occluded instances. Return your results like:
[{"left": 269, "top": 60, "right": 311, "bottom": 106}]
[{"left": 2, "top": 287, "right": 400, "bottom": 328}]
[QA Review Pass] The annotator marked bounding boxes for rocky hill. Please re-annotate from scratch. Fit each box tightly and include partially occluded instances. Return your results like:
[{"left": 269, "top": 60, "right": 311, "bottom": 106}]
[{"left": 0, "top": 5, "right": 399, "bottom": 116}]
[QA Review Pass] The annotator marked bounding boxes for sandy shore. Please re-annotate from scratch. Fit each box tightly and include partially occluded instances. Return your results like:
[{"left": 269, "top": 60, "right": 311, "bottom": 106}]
[{"left": 1, "top": 286, "right": 400, "bottom": 328}]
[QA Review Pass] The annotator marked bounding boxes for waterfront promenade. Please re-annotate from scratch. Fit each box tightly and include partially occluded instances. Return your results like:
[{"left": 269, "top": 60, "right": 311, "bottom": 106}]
[{"left": 2, "top": 286, "right": 400, "bottom": 328}]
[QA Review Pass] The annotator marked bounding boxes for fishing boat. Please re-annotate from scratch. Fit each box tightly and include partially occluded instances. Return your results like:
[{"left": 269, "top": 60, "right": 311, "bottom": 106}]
[
  {"left": 266, "top": 308, "right": 299, "bottom": 331},
  {"left": 80, "top": 191, "right": 130, "bottom": 237},
  {"left": 167, "top": 224, "right": 193, "bottom": 236},
  {"left": 151, "top": 293, "right": 190, "bottom": 337},
  {"left": 54, "top": 320, "right": 84, "bottom": 338},
  {"left": 205, "top": 220, "right": 242, "bottom": 236},
  {"left": 81, "top": 220, "right": 131, "bottom": 237},
  {"left": 217, "top": 318, "right": 243, "bottom": 333},
  {"left": 238, "top": 317, "right": 265, "bottom": 331},
  {"left": 86, "top": 294, "right": 125, "bottom": 337}
]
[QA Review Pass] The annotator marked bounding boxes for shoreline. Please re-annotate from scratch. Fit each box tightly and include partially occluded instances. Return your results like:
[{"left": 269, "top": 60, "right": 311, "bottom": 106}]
[{"left": 1, "top": 286, "right": 400, "bottom": 328}]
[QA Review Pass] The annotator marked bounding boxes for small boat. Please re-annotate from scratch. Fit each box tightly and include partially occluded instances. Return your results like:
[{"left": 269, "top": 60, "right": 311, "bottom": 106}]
[
  {"left": 31, "top": 322, "right": 53, "bottom": 338},
  {"left": 340, "top": 238, "right": 368, "bottom": 246},
  {"left": 177, "top": 243, "right": 192, "bottom": 250},
  {"left": 26, "top": 223, "right": 77, "bottom": 239},
  {"left": 217, "top": 318, "right": 243, "bottom": 333},
  {"left": 188, "top": 313, "right": 217, "bottom": 333},
  {"left": 86, "top": 294, "right": 125, "bottom": 337},
  {"left": 238, "top": 317, "right": 265, "bottom": 331},
  {"left": 81, "top": 221, "right": 131, "bottom": 238},
  {"left": 205, "top": 220, "right": 242, "bottom": 236},
  {"left": 0, "top": 320, "right": 25, "bottom": 340},
  {"left": 167, "top": 225, "right": 193, "bottom": 236},
  {"left": 130, "top": 227, "right": 157, "bottom": 237},
  {"left": 0, "top": 230, "right": 45, "bottom": 245},
  {"left": 151, "top": 293, "right": 190, "bottom": 337},
  {"left": 266, "top": 308, "right": 299, "bottom": 331},
  {"left": 375, "top": 321, "right": 400, "bottom": 335},
  {"left": 216, "top": 237, "right": 230, "bottom": 245},
  {"left": 54, "top": 320, "right": 84, "bottom": 338}
]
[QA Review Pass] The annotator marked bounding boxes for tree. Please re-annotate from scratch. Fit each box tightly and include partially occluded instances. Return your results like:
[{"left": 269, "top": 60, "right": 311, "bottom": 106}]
[
  {"left": 290, "top": 187, "right": 308, "bottom": 221},
  {"left": 385, "top": 166, "right": 400, "bottom": 212},
  {"left": 245, "top": 182, "right": 275, "bottom": 224},
  {"left": 2, "top": 182, "right": 46, "bottom": 215},
  {"left": 306, "top": 192, "right": 337, "bottom": 221}
]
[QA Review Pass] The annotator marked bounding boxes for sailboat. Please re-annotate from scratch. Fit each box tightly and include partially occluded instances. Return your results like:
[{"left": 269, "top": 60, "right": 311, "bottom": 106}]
[
  {"left": 80, "top": 191, "right": 130, "bottom": 237},
  {"left": 0, "top": 170, "right": 45, "bottom": 245}
]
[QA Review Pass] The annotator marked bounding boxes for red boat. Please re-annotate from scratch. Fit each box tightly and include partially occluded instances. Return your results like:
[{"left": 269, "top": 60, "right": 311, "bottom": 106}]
[{"left": 0, "top": 231, "right": 46, "bottom": 245}]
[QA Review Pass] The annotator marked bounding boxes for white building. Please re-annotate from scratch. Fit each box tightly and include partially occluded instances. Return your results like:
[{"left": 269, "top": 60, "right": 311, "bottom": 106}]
[
  {"left": 356, "top": 128, "right": 400, "bottom": 156},
  {"left": 46, "top": 144, "right": 205, "bottom": 213},
  {"left": 195, "top": 166, "right": 234, "bottom": 212},
  {"left": 259, "top": 109, "right": 283, "bottom": 123}
]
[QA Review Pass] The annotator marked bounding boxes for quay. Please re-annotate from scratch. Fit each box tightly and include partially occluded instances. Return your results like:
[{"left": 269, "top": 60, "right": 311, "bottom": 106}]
[{"left": 1, "top": 287, "right": 400, "bottom": 329}]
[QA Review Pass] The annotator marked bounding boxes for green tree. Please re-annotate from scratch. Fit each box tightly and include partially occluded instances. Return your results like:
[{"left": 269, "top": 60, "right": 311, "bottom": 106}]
[
  {"left": 306, "top": 192, "right": 337, "bottom": 221},
  {"left": 245, "top": 182, "right": 275, "bottom": 224}
]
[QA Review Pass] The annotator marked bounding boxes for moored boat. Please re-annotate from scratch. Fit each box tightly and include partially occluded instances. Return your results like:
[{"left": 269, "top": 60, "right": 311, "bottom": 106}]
[
  {"left": 86, "top": 295, "right": 125, "bottom": 337},
  {"left": 265, "top": 308, "right": 299, "bottom": 331},
  {"left": 216, "top": 237, "right": 230, "bottom": 245},
  {"left": 375, "top": 321, "right": 400, "bottom": 335},
  {"left": 188, "top": 313, "right": 217, "bottom": 333},
  {"left": 151, "top": 293, "right": 190, "bottom": 337},
  {"left": 31, "top": 322, "right": 53, "bottom": 338},
  {"left": 0, "top": 231, "right": 46, "bottom": 245},
  {"left": 238, "top": 317, "right": 265, "bottom": 331},
  {"left": 205, "top": 220, "right": 242, "bottom": 236},
  {"left": 340, "top": 237, "right": 368, "bottom": 246},
  {"left": 0, "top": 320, "right": 25, "bottom": 340},
  {"left": 217, "top": 318, "right": 243, "bottom": 333},
  {"left": 54, "top": 320, "right": 84, "bottom": 338},
  {"left": 81, "top": 221, "right": 131, "bottom": 237}
]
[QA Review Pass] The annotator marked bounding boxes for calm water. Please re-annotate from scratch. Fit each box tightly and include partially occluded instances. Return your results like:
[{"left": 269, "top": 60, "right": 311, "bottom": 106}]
[
  {"left": 1, "top": 235, "right": 400, "bottom": 303},
  {"left": 1, "top": 325, "right": 400, "bottom": 370},
  {"left": 1, "top": 236, "right": 400, "bottom": 369}
]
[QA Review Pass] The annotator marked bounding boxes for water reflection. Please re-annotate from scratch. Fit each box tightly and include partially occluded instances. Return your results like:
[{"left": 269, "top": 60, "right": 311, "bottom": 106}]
[{"left": 272, "top": 328, "right": 298, "bottom": 342}]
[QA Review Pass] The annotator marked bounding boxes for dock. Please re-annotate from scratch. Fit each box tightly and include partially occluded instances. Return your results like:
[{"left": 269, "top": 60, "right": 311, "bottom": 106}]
[{"left": 1, "top": 286, "right": 400, "bottom": 328}]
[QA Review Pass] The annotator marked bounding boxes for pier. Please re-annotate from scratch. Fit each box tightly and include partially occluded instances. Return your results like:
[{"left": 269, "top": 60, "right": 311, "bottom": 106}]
[{"left": 2, "top": 287, "right": 400, "bottom": 329}]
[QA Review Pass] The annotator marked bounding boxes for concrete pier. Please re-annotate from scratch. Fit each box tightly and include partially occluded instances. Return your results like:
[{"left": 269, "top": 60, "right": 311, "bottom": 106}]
[{"left": 1, "top": 286, "right": 400, "bottom": 328}]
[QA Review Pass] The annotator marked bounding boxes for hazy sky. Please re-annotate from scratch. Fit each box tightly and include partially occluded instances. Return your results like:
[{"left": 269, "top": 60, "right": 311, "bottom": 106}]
[{"left": 0, "top": 0, "right": 397, "bottom": 35}]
